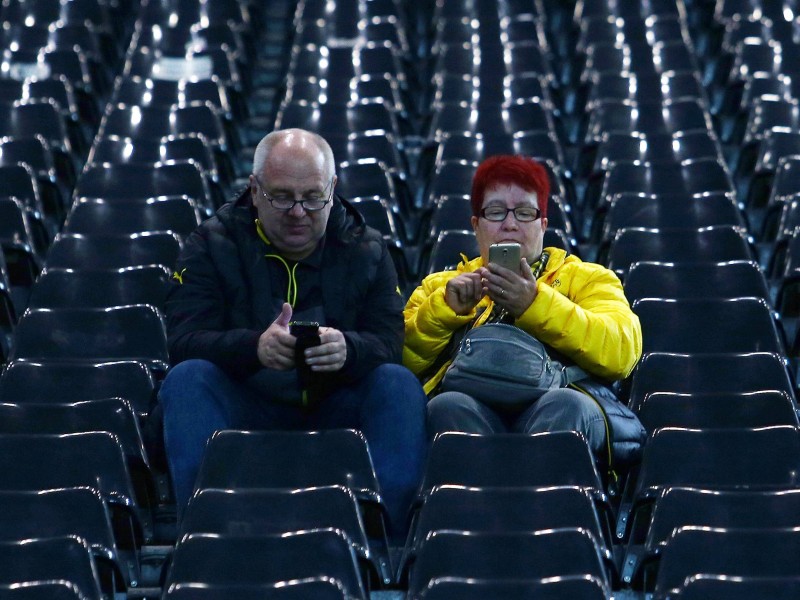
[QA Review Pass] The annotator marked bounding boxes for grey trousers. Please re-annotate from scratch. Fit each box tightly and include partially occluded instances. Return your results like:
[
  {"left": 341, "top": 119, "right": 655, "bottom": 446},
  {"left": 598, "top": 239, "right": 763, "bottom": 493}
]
[{"left": 427, "top": 388, "right": 607, "bottom": 454}]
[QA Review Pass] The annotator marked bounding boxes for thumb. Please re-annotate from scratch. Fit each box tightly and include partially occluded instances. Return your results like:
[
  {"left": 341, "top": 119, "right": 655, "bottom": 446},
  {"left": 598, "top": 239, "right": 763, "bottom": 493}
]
[
  {"left": 520, "top": 258, "right": 536, "bottom": 281},
  {"left": 274, "top": 302, "right": 293, "bottom": 328}
]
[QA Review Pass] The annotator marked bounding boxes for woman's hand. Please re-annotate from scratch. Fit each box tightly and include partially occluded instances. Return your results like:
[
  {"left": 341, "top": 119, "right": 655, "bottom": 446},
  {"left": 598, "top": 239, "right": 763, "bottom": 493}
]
[
  {"left": 483, "top": 258, "right": 538, "bottom": 318},
  {"left": 444, "top": 271, "right": 485, "bottom": 315}
]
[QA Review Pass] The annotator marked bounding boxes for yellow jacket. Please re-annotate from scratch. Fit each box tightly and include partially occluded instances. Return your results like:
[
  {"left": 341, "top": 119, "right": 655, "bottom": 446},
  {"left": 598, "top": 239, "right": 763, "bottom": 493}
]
[{"left": 403, "top": 248, "right": 643, "bottom": 395}]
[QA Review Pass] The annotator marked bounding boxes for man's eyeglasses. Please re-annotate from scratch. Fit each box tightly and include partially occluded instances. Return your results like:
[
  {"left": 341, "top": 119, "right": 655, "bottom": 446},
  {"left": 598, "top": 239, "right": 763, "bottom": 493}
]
[
  {"left": 253, "top": 174, "right": 334, "bottom": 212},
  {"left": 480, "top": 206, "right": 541, "bottom": 222}
]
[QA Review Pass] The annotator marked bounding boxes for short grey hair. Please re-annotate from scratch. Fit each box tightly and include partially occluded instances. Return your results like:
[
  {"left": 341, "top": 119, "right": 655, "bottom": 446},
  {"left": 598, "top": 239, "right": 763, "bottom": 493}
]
[{"left": 252, "top": 129, "right": 335, "bottom": 179}]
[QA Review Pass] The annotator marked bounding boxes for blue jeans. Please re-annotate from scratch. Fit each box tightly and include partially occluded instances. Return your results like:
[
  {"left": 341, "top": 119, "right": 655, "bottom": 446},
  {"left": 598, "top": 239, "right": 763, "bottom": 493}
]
[
  {"left": 159, "top": 359, "right": 428, "bottom": 537},
  {"left": 427, "top": 388, "right": 607, "bottom": 454}
]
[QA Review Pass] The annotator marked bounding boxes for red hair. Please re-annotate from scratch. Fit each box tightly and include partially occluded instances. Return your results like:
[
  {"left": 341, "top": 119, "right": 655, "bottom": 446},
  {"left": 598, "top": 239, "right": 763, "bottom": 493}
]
[{"left": 470, "top": 155, "right": 550, "bottom": 218}]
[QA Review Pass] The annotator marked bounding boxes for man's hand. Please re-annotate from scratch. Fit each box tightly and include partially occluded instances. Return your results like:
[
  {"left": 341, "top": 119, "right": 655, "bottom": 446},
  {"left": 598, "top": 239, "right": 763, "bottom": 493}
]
[
  {"left": 444, "top": 271, "right": 485, "bottom": 315},
  {"left": 483, "top": 258, "right": 538, "bottom": 318},
  {"left": 304, "top": 327, "right": 347, "bottom": 371},
  {"left": 257, "top": 303, "right": 296, "bottom": 369}
]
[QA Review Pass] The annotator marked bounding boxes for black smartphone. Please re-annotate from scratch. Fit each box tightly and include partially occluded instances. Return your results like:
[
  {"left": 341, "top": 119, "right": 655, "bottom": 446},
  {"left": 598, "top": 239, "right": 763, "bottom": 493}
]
[{"left": 290, "top": 321, "right": 321, "bottom": 370}]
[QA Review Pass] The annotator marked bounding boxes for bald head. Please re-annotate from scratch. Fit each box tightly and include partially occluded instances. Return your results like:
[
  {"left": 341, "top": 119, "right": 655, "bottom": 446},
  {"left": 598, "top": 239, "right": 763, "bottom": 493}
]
[{"left": 253, "top": 129, "right": 335, "bottom": 181}]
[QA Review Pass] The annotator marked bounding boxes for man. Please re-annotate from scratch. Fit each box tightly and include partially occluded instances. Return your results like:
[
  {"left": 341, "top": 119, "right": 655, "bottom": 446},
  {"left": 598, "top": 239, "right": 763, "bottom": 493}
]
[{"left": 159, "top": 128, "right": 427, "bottom": 536}]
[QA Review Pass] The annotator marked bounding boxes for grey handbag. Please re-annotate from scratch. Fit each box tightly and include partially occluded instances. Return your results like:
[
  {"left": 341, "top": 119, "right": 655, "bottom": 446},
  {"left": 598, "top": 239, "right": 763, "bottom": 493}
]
[{"left": 440, "top": 323, "right": 587, "bottom": 408}]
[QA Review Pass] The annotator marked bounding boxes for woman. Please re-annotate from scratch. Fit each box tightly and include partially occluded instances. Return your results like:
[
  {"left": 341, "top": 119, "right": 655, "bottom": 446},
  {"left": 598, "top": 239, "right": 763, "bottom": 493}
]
[{"left": 404, "top": 155, "right": 644, "bottom": 470}]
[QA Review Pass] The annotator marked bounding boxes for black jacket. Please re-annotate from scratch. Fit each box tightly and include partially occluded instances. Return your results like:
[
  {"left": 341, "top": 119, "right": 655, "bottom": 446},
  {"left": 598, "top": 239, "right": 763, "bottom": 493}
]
[{"left": 165, "top": 188, "right": 404, "bottom": 394}]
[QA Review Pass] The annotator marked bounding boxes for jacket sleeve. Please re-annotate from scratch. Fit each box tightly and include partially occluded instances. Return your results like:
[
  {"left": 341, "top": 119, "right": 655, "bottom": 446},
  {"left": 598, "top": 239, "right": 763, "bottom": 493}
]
[
  {"left": 165, "top": 229, "right": 263, "bottom": 379},
  {"left": 403, "top": 271, "right": 477, "bottom": 377},
  {"left": 516, "top": 260, "right": 642, "bottom": 381},
  {"left": 335, "top": 241, "right": 406, "bottom": 384}
]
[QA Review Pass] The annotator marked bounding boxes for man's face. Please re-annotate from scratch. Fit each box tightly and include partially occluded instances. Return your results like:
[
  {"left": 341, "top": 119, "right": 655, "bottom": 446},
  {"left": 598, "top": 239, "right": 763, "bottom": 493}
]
[
  {"left": 250, "top": 143, "right": 335, "bottom": 261},
  {"left": 471, "top": 182, "right": 548, "bottom": 264}
]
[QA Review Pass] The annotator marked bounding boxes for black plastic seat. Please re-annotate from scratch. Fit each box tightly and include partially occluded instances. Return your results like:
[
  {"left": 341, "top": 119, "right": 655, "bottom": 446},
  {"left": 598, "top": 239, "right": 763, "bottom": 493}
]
[
  {"left": 164, "top": 531, "right": 367, "bottom": 600},
  {"left": 0, "top": 196, "right": 45, "bottom": 288},
  {"left": 28, "top": 266, "right": 169, "bottom": 313},
  {"left": 419, "top": 433, "right": 605, "bottom": 504},
  {"left": 625, "top": 487, "right": 800, "bottom": 588},
  {"left": 274, "top": 99, "right": 403, "bottom": 138},
  {"left": 636, "top": 390, "right": 799, "bottom": 432},
  {"left": 0, "top": 398, "right": 149, "bottom": 469},
  {"left": 633, "top": 297, "right": 783, "bottom": 355},
  {"left": 64, "top": 197, "right": 203, "bottom": 239},
  {"left": 0, "top": 488, "right": 126, "bottom": 590},
  {"left": 336, "top": 159, "right": 407, "bottom": 212},
  {"left": 605, "top": 226, "right": 754, "bottom": 278},
  {"left": 0, "top": 135, "right": 71, "bottom": 217},
  {"left": 10, "top": 306, "right": 169, "bottom": 372},
  {"left": 653, "top": 526, "right": 800, "bottom": 598},
  {"left": 407, "top": 529, "right": 610, "bottom": 599},
  {"left": 0, "top": 359, "right": 156, "bottom": 415},
  {"left": 0, "top": 432, "right": 144, "bottom": 535},
  {"left": 406, "top": 485, "right": 612, "bottom": 568},
  {"left": 746, "top": 130, "right": 800, "bottom": 211},
  {"left": 672, "top": 574, "right": 800, "bottom": 600},
  {"left": 180, "top": 486, "right": 389, "bottom": 585},
  {"left": 163, "top": 579, "right": 350, "bottom": 599},
  {"left": 423, "top": 230, "right": 478, "bottom": 275},
  {"left": 622, "top": 426, "right": 800, "bottom": 541},
  {"left": 592, "top": 158, "right": 734, "bottom": 213},
  {"left": 599, "top": 192, "right": 745, "bottom": 244},
  {"left": 623, "top": 260, "right": 769, "bottom": 303},
  {"left": 590, "top": 130, "right": 723, "bottom": 180},
  {"left": 87, "top": 134, "right": 226, "bottom": 192},
  {"left": 417, "top": 575, "right": 610, "bottom": 600},
  {"left": 0, "top": 163, "right": 46, "bottom": 217},
  {"left": 0, "top": 581, "right": 89, "bottom": 599},
  {"left": 74, "top": 162, "right": 213, "bottom": 213},
  {"left": 0, "top": 537, "right": 103, "bottom": 600},
  {"left": 628, "top": 351, "right": 796, "bottom": 408},
  {"left": 195, "top": 430, "right": 386, "bottom": 535},
  {"left": 45, "top": 232, "right": 182, "bottom": 272}
]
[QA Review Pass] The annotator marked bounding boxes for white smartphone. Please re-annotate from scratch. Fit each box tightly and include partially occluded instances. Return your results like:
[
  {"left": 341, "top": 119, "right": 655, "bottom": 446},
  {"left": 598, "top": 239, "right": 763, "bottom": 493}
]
[{"left": 488, "top": 243, "right": 521, "bottom": 273}]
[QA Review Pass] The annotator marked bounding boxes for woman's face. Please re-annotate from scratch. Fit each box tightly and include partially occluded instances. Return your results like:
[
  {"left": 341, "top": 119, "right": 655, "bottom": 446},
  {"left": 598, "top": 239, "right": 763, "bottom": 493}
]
[{"left": 471, "top": 182, "right": 548, "bottom": 264}]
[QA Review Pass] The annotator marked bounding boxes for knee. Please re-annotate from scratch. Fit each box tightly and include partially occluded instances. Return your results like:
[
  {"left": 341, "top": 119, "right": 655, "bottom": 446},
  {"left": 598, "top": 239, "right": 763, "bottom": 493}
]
[
  {"left": 537, "top": 388, "right": 603, "bottom": 417},
  {"left": 365, "top": 364, "right": 427, "bottom": 408},
  {"left": 159, "top": 359, "right": 223, "bottom": 410},
  {"left": 426, "top": 392, "right": 474, "bottom": 422}
]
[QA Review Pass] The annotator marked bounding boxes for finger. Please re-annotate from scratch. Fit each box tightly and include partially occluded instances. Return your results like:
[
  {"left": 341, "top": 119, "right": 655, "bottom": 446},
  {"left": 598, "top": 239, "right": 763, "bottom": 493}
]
[
  {"left": 274, "top": 302, "right": 293, "bottom": 328},
  {"left": 520, "top": 257, "right": 536, "bottom": 281}
]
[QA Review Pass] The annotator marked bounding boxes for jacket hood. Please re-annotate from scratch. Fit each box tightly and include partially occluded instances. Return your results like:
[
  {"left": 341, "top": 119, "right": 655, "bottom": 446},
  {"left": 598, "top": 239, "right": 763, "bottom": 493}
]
[{"left": 220, "top": 187, "right": 367, "bottom": 245}]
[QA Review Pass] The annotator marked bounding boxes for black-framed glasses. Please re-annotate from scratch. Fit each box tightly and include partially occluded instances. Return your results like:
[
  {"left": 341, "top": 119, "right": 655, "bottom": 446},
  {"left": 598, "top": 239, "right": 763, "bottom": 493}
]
[
  {"left": 480, "top": 205, "right": 541, "bottom": 222},
  {"left": 253, "top": 174, "right": 334, "bottom": 211}
]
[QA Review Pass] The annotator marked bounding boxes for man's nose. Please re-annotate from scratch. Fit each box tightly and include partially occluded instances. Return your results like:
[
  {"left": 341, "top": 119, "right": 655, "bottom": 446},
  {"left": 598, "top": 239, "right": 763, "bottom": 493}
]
[{"left": 288, "top": 201, "right": 307, "bottom": 217}]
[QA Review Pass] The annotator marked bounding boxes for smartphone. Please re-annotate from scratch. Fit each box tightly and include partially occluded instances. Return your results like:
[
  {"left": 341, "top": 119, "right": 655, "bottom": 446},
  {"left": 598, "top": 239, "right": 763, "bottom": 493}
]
[
  {"left": 489, "top": 243, "right": 521, "bottom": 273},
  {"left": 290, "top": 321, "right": 321, "bottom": 367}
]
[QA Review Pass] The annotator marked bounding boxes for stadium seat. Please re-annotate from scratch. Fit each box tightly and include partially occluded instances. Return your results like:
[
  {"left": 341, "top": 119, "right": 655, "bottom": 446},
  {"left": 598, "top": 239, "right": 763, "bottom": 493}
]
[
  {"left": 180, "top": 486, "right": 390, "bottom": 585},
  {"left": 28, "top": 266, "right": 169, "bottom": 313},
  {"left": 633, "top": 297, "right": 784, "bottom": 355},
  {"left": 624, "top": 486, "right": 800, "bottom": 587},
  {"left": 416, "top": 575, "right": 610, "bottom": 600},
  {"left": 194, "top": 430, "right": 388, "bottom": 538},
  {"left": 0, "top": 537, "right": 103, "bottom": 600},
  {"left": 623, "top": 260, "right": 769, "bottom": 303},
  {"left": 163, "top": 579, "right": 350, "bottom": 599},
  {"left": 407, "top": 529, "right": 610, "bottom": 599},
  {"left": 10, "top": 305, "right": 169, "bottom": 372},
  {"left": 673, "top": 574, "right": 800, "bottom": 600},
  {"left": 44, "top": 232, "right": 182, "bottom": 272},
  {"left": 63, "top": 197, "right": 203, "bottom": 240},
  {"left": 0, "top": 359, "right": 156, "bottom": 416},
  {"left": 164, "top": 531, "right": 367, "bottom": 600},
  {"left": 653, "top": 526, "right": 800, "bottom": 598}
]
